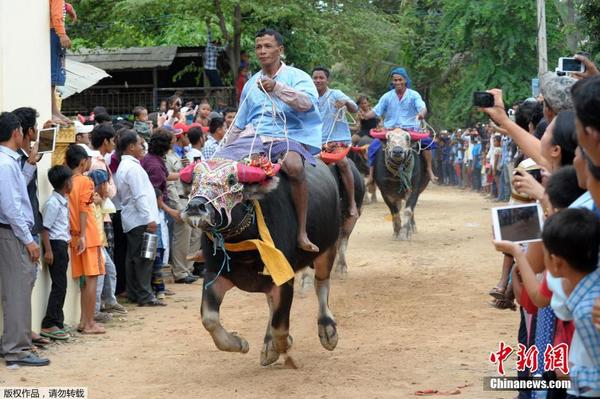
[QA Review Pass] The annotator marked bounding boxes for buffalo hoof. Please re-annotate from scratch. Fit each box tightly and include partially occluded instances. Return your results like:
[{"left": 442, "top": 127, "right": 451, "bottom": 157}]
[
  {"left": 261, "top": 335, "right": 293, "bottom": 366},
  {"left": 318, "top": 318, "right": 338, "bottom": 351},
  {"left": 300, "top": 270, "right": 314, "bottom": 293},
  {"left": 218, "top": 332, "right": 249, "bottom": 354},
  {"left": 236, "top": 335, "right": 250, "bottom": 354},
  {"left": 333, "top": 264, "right": 348, "bottom": 280},
  {"left": 398, "top": 228, "right": 411, "bottom": 241},
  {"left": 260, "top": 340, "right": 279, "bottom": 366}
]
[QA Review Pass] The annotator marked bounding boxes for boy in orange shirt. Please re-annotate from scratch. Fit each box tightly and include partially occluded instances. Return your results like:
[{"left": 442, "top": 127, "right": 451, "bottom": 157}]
[{"left": 65, "top": 145, "right": 105, "bottom": 334}]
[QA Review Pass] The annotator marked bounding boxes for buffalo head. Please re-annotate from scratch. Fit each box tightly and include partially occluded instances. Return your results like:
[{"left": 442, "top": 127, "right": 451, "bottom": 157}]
[
  {"left": 182, "top": 159, "right": 279, "bottom": 232},
  {"left": 385, "top": 128, "right": 412, "bottom": 165}
]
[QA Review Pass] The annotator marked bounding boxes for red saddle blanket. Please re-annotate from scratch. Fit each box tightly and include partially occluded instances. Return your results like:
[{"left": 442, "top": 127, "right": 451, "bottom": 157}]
[{"left": 369, "top": 128, "right": 430, "bottom": 141}]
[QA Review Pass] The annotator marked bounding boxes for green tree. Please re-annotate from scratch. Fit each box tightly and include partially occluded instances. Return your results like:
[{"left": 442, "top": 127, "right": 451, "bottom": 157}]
[{"left": 68, "top": 0, "right": 572, "bottom": 128}]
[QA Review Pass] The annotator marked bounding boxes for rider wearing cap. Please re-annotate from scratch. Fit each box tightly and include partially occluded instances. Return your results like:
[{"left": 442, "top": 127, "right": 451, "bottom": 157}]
[{"left": 363, "top": 67, "right": 437, "bottom": 185}]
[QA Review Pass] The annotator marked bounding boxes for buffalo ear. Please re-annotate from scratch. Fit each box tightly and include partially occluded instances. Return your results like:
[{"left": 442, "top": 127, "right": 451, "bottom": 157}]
[{"left": 243, "top": 176, "right": 280, "bottom": 200}]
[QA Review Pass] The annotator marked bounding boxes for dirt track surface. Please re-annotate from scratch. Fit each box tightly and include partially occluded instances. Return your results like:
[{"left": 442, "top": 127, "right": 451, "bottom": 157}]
[{"left": 2, "top": 185, "right": 519, "bottom": 398}]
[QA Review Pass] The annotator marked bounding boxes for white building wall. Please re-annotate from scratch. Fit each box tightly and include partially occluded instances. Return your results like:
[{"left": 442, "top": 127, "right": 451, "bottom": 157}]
[{"left": 0, "top": 0, "right": 80, "bottom": 333}]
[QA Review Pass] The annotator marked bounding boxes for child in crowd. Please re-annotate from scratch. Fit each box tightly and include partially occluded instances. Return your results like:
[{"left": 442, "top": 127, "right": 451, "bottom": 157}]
[
  {"left": 89, "top": 169, "right": 127, "bottom": 321},
  {"left": 453, "top": 139, "right": 463, "bottom": 186},
  {"left": 40, "top": 165, "right": 73, "bottom": 341},
  {"left": 494, "top": 167, "right": 590, "bottom": 396},
  {"left": 492, "top": 135, "right": 502, "bottom": 200},
  {"left": 88, "top": 169, "right": 112, "bottom": 323},
  {"left": 544, "top": 209, "right": 600, "bottom": 397},
  {"left": 153, "top": 189, "right": 169, "bottom": 300},
  {"left": 132, "top": 106, "right": 151, "bottom": 141},
  {"left": 195, "top": 100, "right": 212, "bottom": 127},
  {"left": 222, "top": 107, "right": 237, "bottom": 130},
  {"left": 202, "top": 117, "right": 225, "bottom": 160},
  {"left": 65, "top": 145, "right": 106, "bottom": 335},
  {"left": 186, "top": 126, "right": 205, "bottom": 163}
]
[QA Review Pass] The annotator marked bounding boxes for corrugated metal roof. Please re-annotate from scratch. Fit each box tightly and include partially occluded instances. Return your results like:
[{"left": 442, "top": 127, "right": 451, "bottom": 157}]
[
  {"left": 58, "top": 59, "right": 110, "bottom": 99},
  {"left": 67, "top": 46, "right": 178, "bottom": 70}
]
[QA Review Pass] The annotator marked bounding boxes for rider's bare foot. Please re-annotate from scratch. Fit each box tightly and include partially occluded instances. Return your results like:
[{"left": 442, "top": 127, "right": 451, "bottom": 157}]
[
  {"left": 428, "top": 170, "right": 438, "bottom": 182},
  {"left": 348, "top": 202, "right": 358, "bottom": 218},
  {"left": 298, "top": 233, "right": 319, "bottom": 253}
]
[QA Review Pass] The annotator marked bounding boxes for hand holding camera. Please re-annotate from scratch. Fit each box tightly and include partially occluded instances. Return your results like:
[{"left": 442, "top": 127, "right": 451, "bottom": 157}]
[
  {"left": 476, "top": 89, "right": 509, "bottom": 127},
  {"left": 572, "top": 54, "right": 600, "bottom": 80}
]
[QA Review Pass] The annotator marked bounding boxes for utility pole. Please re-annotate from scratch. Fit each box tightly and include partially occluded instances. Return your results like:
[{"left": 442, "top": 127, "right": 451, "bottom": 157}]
[{"left": 537, "top": 0, "right": 548, "bottom": 76}]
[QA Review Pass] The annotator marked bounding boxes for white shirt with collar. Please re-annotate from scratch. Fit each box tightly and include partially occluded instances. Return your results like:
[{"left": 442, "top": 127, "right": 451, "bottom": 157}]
[
  {"left": 114, "top": 155, "right": 159, "bottom": 233},
  {"left": 186, "top": 148, "right": 203, "bottom": 163}
]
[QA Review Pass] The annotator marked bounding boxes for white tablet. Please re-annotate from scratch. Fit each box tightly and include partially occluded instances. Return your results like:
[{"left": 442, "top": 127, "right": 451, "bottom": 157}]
[
  {"left": 36, "top": 127, "right": 58, "bottom": 154},
  {"left": 491, "top": 203, "right": 544, "bottom": 243}
]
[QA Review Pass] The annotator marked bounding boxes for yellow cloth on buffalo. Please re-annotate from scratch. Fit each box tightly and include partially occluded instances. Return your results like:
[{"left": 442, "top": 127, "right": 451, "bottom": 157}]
[{"left": 207, "top": 201, "right": 295, "bottom": 286}]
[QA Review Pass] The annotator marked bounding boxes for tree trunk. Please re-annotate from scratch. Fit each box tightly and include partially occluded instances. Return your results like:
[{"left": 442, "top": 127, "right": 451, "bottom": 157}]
[
  {"left": 565, "top": 0, "right": 580, "bottom": 52},
  {"left": 214, "top": 0, "right": 241, "bottom": 90}
]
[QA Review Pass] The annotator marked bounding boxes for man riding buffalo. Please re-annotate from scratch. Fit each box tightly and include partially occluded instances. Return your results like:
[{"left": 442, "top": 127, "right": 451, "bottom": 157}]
[
  {"left": 221, "top": 28, "right": 322, "bottom": 253},
  {"left": 363, "top": 67, "right": 437, "bottom": 185},
  {"left": 312, "top": 66, "right": 359, "bottom": 221},
  {"left": 181, "top": 28, "right": 364, "bottom": 366}
]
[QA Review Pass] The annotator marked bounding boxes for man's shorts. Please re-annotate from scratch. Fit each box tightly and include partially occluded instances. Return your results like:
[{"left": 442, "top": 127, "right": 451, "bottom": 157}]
[{"left": 50, "top": 29, "right": 66, "bottom": 86}]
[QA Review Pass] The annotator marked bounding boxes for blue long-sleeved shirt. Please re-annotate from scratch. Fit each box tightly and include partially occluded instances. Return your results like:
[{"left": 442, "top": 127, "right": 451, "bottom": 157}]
[
  {"left": 372, "top": 88, "right": 426, "bottom": 130},
  {"left": 566, "top": 267, "right": 600, "bottom": 395},
  {"left": 0, "top": 145, "right": 34, "bottom": 244},
  {"left": 318, "top": 88, "right": 357, "bottom": 144}
]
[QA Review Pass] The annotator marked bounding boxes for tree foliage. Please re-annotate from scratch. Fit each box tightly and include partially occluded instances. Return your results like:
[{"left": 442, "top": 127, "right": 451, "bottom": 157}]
[{"left": 69, "top": 0, "right": 580, "bottom": 128}]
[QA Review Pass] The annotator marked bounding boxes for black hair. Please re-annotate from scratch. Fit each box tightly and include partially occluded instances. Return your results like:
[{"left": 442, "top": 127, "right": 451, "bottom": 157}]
[
  {"left": 357, "top": 95, "right": 369, "bottom": 105},
  {"left": 255, "top": 28, "right": 284, "bottom": 45},
  {"left": 93, "top": 106, "right": 108, "bottom": 115},
  {"left": 168, "top": 95, "right": 181, "bottom": 109},
  {"left": 542, "top": 208, "right": 600, "bottom": 273},
  {"left": 90, "top": 124, "right": 116, "bottom": 149},
  {"left": 552, "top": 111, "right": 578, "bottom": 166},
  {"left": 545, "top": 166, "right": 585, "bottom": 209},
  {"left": 0, "top": 112, "right": 21, "bottom": 142},
  {"left": 65, "top": 144, "right": 89, "bottom": 169},
  {"left": 312, "top": 66, "right": 330, "bottom": 78},
  {"left": 133, "top": 106, "right": 147, "bottom": 118},
  {"left": 154, "top": 187, "right": 162, "bottom": 199},
  {"left": 209, "top": 117, "right": 225, "bottom": 134},
  {"left": 571, "top": 75, "right": 600, "bottom": 131},
  {"left": 113, "top": 120, "right": 133, "bottom": 131},
  {"left": 47, "top": 165, "right": 73, "bottom": 191},
  {"left": 515, "top": 100, "right": 538, "bottom": 131},
  {"left": 11, "top": 107, "right": 38, "bottom": 136},
  {"left": 188, "top": 127, "right": 204, "bottom": 146},
  {"left": 147, "top": 128, "right": 172, "bottom": 157},
  {"left": 222, "top": 107, "right": 237, "bottom": 116},
  {"left": 530, "top": 101, "right": 544, "bottom": 129},
  {"left": 95, "top": 113, "right": 112, "bottom": 124},
  {"left": 534, "top": 119, "right": 548, "bottom": 140},
  {"left": 116, "top": 129, "right": 139, "bottom": 155}
]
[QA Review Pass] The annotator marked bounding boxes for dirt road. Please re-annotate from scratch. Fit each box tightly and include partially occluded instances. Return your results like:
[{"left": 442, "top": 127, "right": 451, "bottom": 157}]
[{"left": 2, "top": 185, "right": 519, "bottom": 398}]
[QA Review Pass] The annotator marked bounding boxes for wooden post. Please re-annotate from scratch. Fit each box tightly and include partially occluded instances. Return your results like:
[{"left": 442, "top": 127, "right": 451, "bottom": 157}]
[
  {"left": 537, "top": 0, "right": 548, "bottom": 76},
  {"left": 152, "top": 67, "right": 158, "bottom": 110}
]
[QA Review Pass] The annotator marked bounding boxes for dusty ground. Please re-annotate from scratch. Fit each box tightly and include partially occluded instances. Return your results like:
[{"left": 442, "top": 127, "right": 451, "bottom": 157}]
[{"left": 2, "top": 185, "right": 520, "bottom": 398}]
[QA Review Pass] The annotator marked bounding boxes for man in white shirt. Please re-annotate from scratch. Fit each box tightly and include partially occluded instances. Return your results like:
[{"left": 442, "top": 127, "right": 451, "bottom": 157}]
[
  {"left": 0, "top": 112, "right": 49, "bottom": 366},
  {"left": 114, "top": 130, "right": 165, "bottom": 307},
  {"left": 186, "top": 126, "right": 205, "bottom": 163}
]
